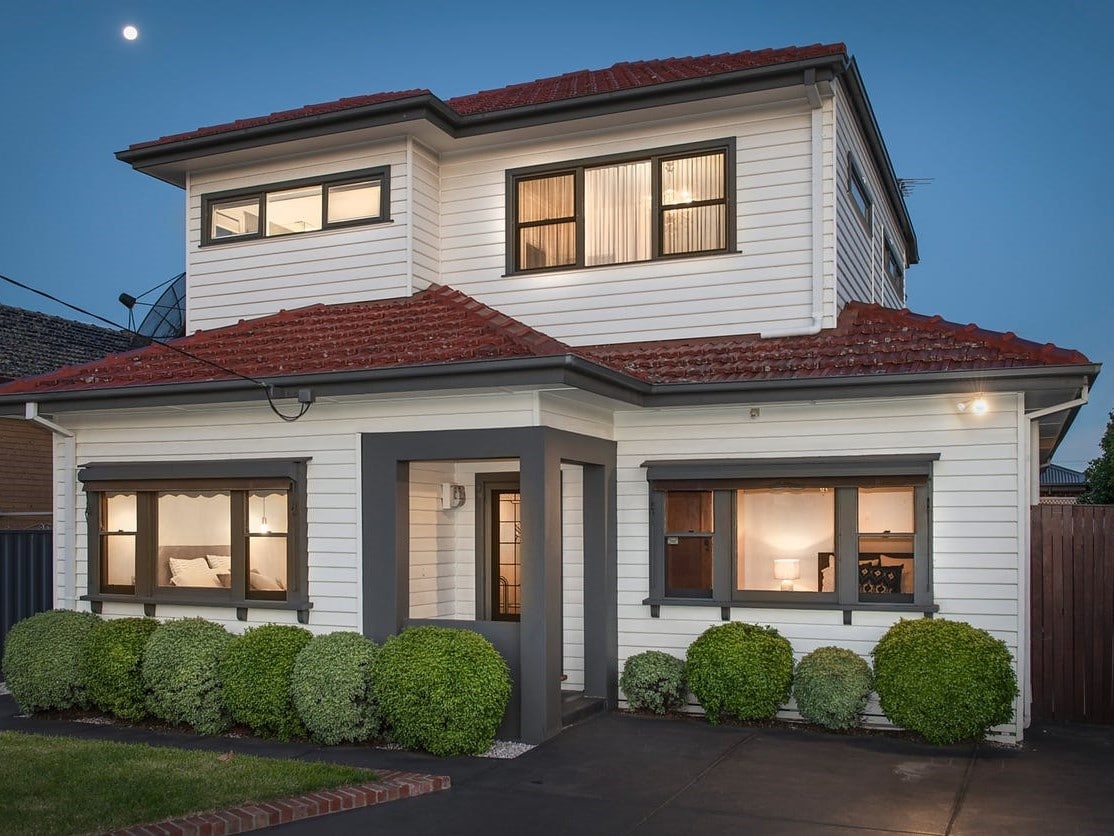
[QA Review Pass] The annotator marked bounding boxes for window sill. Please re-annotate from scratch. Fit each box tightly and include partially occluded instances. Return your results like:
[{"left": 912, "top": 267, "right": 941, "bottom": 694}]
[
  {"left": 503, "top": 249, "right": 743, "bottom": 279},
  {"left": 81, "top": 593, "right": 313, "bottom": 623},
  {"left": 641, "top": 596, "right": 938, "bottom": 625}
]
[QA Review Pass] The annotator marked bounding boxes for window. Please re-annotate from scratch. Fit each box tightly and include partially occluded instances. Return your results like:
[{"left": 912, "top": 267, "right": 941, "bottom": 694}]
[
  {"left": 201, "top": 168, "right": 388, "bottom": 246},
  {"left": 508, "top": 141, "right": 733, "bottom": 273},
  {"left": 884, "top": 239, "right": 905, "bottom": 298},
  {"left": 80, "top": 460, "right": 308, "bottom": 616},
  {"left": 646, "top": 456, "right": 936, "bottom": 613},
  {"left": 847, "top": 155, "right": 872, "bottom": 228}
]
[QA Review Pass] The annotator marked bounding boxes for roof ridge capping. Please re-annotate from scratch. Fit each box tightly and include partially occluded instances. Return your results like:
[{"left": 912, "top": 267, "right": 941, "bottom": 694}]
[{"left": 422, "top": 284, "right": 570, "bottom": 356}]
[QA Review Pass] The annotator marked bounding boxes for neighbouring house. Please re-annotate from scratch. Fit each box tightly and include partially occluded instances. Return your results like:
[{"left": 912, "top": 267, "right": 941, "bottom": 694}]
[
  {"left": 0, "top": 44, "right": 1099, "bottom": 743},
  {"left": 0, "top": 304, "right": 132, "bottom": 530},
  {"left": 1039, "top": 463, "right": 1088, "bottom": 504}
]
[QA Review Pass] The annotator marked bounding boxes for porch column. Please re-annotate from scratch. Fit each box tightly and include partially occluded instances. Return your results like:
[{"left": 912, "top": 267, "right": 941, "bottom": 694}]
[
  {"left": 361, "top": 446, "right": 409, "bottom": 643},
  {"left": 582, "top": 461, "right": 617, "bottom": 703}
]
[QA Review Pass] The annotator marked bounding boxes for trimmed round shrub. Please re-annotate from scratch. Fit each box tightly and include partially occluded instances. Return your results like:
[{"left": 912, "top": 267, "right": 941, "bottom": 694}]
[
  {"left": 620, "top": 651, "right": 687, "bottom": 714},
  {"left": 219, "top": 624, "right": 312, "bottom": 740},
  {"left": 142, "top": 618, "right": 233, "bottom": 734},
  {"left": 373, "top": 626, "right": 511, "bottom": 756},
  {"left": 685, "top": 621, "right": 793, "bottom": 724},
  {"left": 292, "top": 632, "right": 381, "bottom": 745},
  {"left": 873, "top": 618, "right": 1018, "bottom": 744},
  {"left": 2, "top": 609, "right": 101, "bottom": 713},
  {"left": 79, "top": 617, "right": 160, "bottom": 721},
  {"left": 793, "top": 646, "right": 873, "bottom": 730}
]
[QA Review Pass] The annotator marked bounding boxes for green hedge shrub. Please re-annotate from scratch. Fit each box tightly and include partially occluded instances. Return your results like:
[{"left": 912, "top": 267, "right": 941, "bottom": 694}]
[
  {"left": 793, "top": 646, "right": 873, "bottom": 730},
  {"left": 142, "top": 618, "right": 233, "bottom": 734},
  {"left": 685, "top": 621, "right": 793, "bottom": 724},
  {"left": 373, "top": 626, "right": 511, "bottom": 756},
  {"left": 79, "top": 617, "right": 159, "bottom": 722},
  {"left": 873, "top": 618, "right": 1017, "bottom": 744},
  {"left": 219, "top": 624, "right": 312, "bottom": 740},
  {"left": 292, "top": 632, "right": 381, "bottom": 745},
  {"left": 620, "top": 651, "right": 687, "bottom": 714},
  {"left": 1, "top": 610, "right": 101, "bottom": 713}
]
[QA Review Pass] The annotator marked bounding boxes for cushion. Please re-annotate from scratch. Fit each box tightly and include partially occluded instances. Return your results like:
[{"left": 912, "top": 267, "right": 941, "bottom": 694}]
[
  {"left": 859, "top": 563, "right": 902, "bottom": 595},
  {"left": 205, "top": 554, "right": 231, "bottom": 572},
  {"left": 879, "top": 555, "right": 914, "bottom": 594},
  {"left": 169, "top": 560, "right": 222, "bottom": 588},
  {"left": 168, "top": 556, "right": 211, "bottom": 579},
  {"left": 249, "top": 569, "right": 286, "bottom": 591}
]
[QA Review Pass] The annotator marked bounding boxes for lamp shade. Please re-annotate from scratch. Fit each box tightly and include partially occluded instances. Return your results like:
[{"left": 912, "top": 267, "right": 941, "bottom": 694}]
[{"left": 773, "top": 558, "right": 801, "bottom": 581}]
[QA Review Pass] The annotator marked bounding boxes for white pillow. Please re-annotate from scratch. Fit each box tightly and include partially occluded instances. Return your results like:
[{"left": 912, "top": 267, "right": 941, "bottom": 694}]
[
  {"left": 250, "top": 569, "right": 286, "bottom": 591},
  {"left": 206, "top": 554, "right": 231, "bottom": 572},
  {"left": 170, "top": 563, "right": 222, "bottom": 588},
  {"left": 168, "top": 556, "right": 210, "bottom": 579}
]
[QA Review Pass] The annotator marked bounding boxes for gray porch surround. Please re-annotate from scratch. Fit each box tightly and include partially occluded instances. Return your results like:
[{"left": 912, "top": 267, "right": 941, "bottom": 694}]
[{"left": 361, "top": 427, "right": 617, "bottom": 744}]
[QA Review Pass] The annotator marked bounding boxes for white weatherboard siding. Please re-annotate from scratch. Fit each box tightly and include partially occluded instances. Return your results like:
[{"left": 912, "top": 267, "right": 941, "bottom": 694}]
[
  {"left": 439, "top": 97, "right": 833, "bottom": 345},
  {"left": 186, "top": 140, "right": 412, "bottom": 333},
  {"left": 409, "top": 139, "right": 441, "bottom": 292},
  {"left": 612, "top": 392, "right": 1027, "bottom": 740},
  {"left": 833, "top": 79, "right": 907, "bottom": 310}
]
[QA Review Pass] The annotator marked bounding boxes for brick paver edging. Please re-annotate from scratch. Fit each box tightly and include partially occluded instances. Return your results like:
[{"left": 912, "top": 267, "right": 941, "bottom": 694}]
[{"left": 107, "top": 769, "right": 451, "bottom": 835}]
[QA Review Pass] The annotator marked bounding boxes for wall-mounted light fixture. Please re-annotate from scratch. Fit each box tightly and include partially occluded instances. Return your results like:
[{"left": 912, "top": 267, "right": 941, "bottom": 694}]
[
  {"left": 440, "top": 483, "right": 466, "bottom": 510},
  {"left": 957, "top": 396, "right": 989, "bottom": 415}
]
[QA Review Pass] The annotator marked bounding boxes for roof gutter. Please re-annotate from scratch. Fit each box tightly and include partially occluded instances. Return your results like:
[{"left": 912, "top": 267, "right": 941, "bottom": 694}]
[{"left": 24, "top": 401, "right": 73, "bottom": 437}]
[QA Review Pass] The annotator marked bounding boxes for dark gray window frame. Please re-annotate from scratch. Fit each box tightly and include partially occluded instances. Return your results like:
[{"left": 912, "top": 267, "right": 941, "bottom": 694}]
[
  {"left": 884, "top": 237, "right": 905, "bottom": 298},
  {"left": 644, "top": 455, "right": 938, "bottom": 622},
  {"left": 475, "top": 472, "right": 522, "bottom": 622},
  {"left": 200, "top": 167, "right": 390, "bottom": 247},
  {"left": 505, "top": 138, "right": 737, "bottom": 275},
  {"left": 847, "top": 153, "right": 873, "bottom": 230},
  {"left": 79, "top": 458, "right": 311, "bottom": 622}
]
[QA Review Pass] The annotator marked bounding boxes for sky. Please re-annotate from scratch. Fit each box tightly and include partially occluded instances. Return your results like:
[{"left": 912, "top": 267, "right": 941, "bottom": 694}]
[{"left": 1, "top": 1, "right": 1110, "bottom": 468}]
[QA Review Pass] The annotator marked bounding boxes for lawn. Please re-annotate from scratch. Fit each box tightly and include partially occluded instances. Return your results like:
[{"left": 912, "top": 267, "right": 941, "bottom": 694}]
[{"left": 0, "top": 731, "right": 377, "bottom": 834}]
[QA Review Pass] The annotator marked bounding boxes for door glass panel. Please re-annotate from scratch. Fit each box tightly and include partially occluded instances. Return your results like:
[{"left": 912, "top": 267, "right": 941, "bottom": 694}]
[{"left": 493, "top": 490, "right": 521, "bottom": 620}]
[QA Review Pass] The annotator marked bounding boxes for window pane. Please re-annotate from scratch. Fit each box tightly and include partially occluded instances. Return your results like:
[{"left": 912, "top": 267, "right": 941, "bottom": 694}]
[
  {"left": 157, "top": 492, "right": 230, "bottom": 589},
  {"left": 266, "top": 186, "right": 322, "bottom": 236},
  {"left": 737, "top": 489, "right": 834, "bottom": 592},
  {"left": 859, "top": 487, "right": 914, "bottom": 598},
  {"left": 519, "top": 222, "right": 576, "bottom": 269},
  {"left": 248, "top": 491, "right": 287, "bottom": 535},
  {"left": 103, "top": 534, "right": 136, "bottom": 588},
  {"left": 210, "top": 198, "right": 259, "bottom": 239},
  {"left": 661, "top": 153, "right": 724, "bottom": 206},
  {"left": 327, "top": 180, "right": 381, "bottom": 224},
  {"left": 248, "top": 536, "right": 288, "bottom": 596},
  {"left": 859, "top": 487, "right": 914, "bottom": 533},
  {"left": 517, "top": 174, "right": 573, "bottom": 223},
  {"left": 584, "top": 161, "right": 652, "bottom": 266},
  {"left": 104, "top": 492, "right": 136, "bottom": 532},
  {"left": 665, "top": 491, "right": 712, "bottom": 533},
  {"left": 665, "top": 536, "right": 713, "bottom": 597},
  {"left": 662, "top": 205, "right": 725, "bottom": 255}
]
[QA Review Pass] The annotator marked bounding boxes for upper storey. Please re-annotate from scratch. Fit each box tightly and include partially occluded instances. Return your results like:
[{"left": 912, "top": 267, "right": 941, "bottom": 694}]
[{"left": 118, "top": 44, "right": 916, "bottom": 343}]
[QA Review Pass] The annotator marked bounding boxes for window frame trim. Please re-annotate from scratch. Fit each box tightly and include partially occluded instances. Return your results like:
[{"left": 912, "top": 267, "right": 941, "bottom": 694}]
[
  {"left": 884, "top": 236, "right": 905, "bottom": 298},
  {"left": 645, "top": 456, "right": 937, "bottom": 615},
  {"left": 847, "top": 153, "right": 873, "bottom": 230},
  {"left": 505, "top": 138, "right": 737, "bottom": 276},
  {"left": 80, "top": 459, "right": 310, "bottom": 619},
  {"left": 200, "top": 167, "right": 390, "bottom": 247}
]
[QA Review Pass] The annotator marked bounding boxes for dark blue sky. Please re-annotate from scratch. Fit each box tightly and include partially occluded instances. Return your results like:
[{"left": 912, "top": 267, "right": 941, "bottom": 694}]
[{"left": 1, "top": 1, "right": 1110, "bottom": 467}]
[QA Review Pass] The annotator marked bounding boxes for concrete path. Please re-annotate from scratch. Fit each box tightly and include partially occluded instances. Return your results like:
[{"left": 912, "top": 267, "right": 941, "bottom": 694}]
[{"left": 3, "top": 695, "right": 1112, "bottom": 834}]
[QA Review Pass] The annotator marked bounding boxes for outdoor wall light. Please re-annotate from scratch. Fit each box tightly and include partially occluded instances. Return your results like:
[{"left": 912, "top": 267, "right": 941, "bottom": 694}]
[{"left": 957, "top": 396, "right": 989, "bottom": 415}]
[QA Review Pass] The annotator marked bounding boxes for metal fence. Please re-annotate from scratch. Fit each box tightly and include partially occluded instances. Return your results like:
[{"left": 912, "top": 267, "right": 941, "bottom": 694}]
[{"left": 0, "top": 529, "right": 53, "bottom": 666}]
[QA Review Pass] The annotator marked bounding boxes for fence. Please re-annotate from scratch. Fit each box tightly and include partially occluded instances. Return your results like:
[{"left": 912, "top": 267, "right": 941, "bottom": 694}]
[
  {"left": 0, "top": 529, "right": 53, "bottom": 666},
  {"left": 1030, "top": 504, "right": 1114, "bottom": 723}
]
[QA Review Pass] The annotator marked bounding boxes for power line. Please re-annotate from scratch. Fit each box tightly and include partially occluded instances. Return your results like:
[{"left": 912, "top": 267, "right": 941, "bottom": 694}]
[{"left": 0, "top": 272, "right": 312, "bottom": 422}]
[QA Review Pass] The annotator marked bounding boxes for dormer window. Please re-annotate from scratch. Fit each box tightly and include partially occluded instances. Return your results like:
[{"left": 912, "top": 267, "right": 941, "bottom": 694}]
[
  {"left": 508, "top": 140, "right": 734, "bottom": 274},
  {"left": 201, "top": 167, "right": 389, "bottom": 246}
]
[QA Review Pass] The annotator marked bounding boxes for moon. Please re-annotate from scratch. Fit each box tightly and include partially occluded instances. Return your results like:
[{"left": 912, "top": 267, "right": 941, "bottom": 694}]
[{"left": 122, "top": 25, "right": 139, "bottom": 41}]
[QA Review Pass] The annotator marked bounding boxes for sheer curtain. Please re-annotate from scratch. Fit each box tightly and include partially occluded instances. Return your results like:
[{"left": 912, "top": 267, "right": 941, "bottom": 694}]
[
  {"left": 661, "top": 153, "right": 726, "bottom": 255},
  {"left": 517, "top": 174, "right": 576, "bottom": 269},
  {"left": 584, "top": 161, "right": 652, "bottom": 265}
]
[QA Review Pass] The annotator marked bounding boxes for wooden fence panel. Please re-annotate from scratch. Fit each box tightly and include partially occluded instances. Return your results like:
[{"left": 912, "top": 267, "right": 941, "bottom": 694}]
[{"left": 1031, "top": 504, "right": 1114, "bottom": 723}]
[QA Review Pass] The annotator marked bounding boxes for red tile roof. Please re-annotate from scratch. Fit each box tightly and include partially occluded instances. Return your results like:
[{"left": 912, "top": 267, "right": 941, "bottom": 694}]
[
  {"left": 0, "top": 285, "right": 568, "bottom": 396},
  {"left": 128, "top": 44, "right": 845, "bottom": 150},
  {"left": 0, "top": 292, "right": 1091, "bottom": 400},
  {"left": 578, "top": 302, "right": 1091, "bottom": 384}
]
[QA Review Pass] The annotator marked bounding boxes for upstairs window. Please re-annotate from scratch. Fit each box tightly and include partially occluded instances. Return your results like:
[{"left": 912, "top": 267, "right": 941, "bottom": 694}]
[
  {"left": 202, "top": 168, "right": 389, "bottom": 246},
  {"left": 508, "top": 141, "right": 734, "bottom": 273},
  {"left": 847, "top": 155, "right": 873, "bottom": 229},
  {"left": 884, "top": 239, "right": 905, "bottom": 298}
]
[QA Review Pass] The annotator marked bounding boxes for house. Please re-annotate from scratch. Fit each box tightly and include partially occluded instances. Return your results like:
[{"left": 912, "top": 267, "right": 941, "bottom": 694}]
[
  {"left": 1039, "top": 463, "right": 1088, "bottom": 504},
  {"left": 0, "top": 44, "right": 1098, "bottom": 743},
  {"left": 0, "top": 304, "right": 132, "bottom": 530}
]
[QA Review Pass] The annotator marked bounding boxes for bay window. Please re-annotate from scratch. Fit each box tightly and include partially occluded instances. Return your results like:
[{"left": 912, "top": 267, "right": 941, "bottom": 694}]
[
  {"left": 508, "top": 140, "right": 734, "bottom": 273},
  {"left": 646, "top": 456, "right": 937, "bottom": 617},
  {"left": 80, "top": 459, "right": 308, "bottom": 619}
]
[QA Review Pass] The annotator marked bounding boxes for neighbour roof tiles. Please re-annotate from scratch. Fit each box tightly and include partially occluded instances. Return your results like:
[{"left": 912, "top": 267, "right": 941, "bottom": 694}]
[
  {"left": 0, "top": 288, "right": 1091, "bottom": 399},
  {"left": 128, "top": 44, "right": 846, "bottom": 150},
  {"left": 0, "top": 304, "right": 134, "bottom": 383}
]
